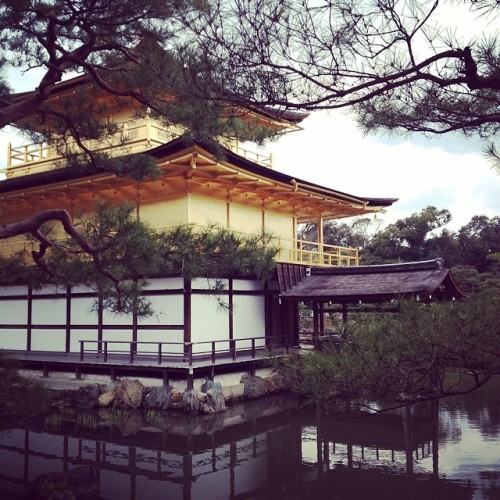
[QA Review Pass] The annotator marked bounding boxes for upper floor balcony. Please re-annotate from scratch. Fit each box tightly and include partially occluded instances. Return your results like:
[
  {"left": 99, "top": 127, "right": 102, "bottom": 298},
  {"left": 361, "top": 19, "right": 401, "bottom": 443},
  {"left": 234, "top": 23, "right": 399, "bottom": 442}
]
[
  {"left": 3, "top": 117, "right": 273, "bottom": 179},
  {"left": 275, "top": 237, "right": 359, "bottom": 267},
  {"left": 0, "top": 233, "right": 359, "bottom": 268}
]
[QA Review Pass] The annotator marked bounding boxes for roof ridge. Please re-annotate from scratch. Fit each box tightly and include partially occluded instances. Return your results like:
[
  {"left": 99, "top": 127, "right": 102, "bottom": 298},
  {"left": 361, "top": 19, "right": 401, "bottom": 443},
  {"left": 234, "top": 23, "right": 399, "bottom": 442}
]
[{"left": 311, "top": 259, "right": 445, "bottom": 276}]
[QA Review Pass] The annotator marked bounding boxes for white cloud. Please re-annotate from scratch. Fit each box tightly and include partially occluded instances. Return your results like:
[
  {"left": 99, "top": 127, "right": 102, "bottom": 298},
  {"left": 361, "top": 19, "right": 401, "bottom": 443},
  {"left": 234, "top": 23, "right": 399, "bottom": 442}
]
[{"left": 268, "top": 111, "right": 499, "bottom": 231}]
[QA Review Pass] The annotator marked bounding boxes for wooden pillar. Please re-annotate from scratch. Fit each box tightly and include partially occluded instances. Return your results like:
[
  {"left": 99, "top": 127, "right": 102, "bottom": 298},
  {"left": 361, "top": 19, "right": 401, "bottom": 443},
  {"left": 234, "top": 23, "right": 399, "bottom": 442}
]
[
  {"left": 228, "top": 278, "right": 234, "bottom": 348},
  {"left": 264, "top": 281, "right": 272, "bottom": 340},
  {"left": 183, "top": 278, "right": 192, "bottom": 354},
  {"left": 342, "top": 303, "right": 348, "bottom": 324},
  {"left": 27, "top": 286, "right": 33, "bottom": 351},
  {"left": 97, "top": 293, "right": 103, "bottom": 351},
  {"left": 319, "top": 303, "right": 325, "bottom": 334},
  {"left": 162, "top": 369, "right": 169, "bottom": 387},
  {"left": 318, "top": 215, "right": 324, "bottom": 263},
  {"left": 313, "top": 303, "right": 319, "bottom": 344},
  {"left": 65, "top": 285, "right": 71, "bottom": 353},
  {"left": 132, "top": 308, "right": 138, "bottom": 354}
]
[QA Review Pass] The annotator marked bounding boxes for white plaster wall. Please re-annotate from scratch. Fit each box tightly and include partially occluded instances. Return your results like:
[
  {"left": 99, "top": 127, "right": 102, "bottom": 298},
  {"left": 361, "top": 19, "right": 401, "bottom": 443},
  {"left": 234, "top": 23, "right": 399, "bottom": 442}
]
[
  {"left": 0, "top": 329, "right": 27, "bottom": 349},
  {"left": 191, "top": 294, "right": 230, "bottom": 351},
  {"left": 102, "top": 309, "right": 133, "bottom": 326},
  {"left": 233, "top": 279, "right": 265, "bottom": 292},
  {"left": 70, "top": 285, "right": 93, "bottom": 294},
  {"left": 136, "top": 330, "right": 184, "bottom": 354},
  {"left": 71, "top": 298, "right": 99, "bottom": 324},
  {"left": 0, "top": 285, "right": 27, "bottom": 296},
  {"left": 191, "top": 277, "right": 229, "bottom": 290},
  {"left": 101, "top": 330, "right": 133, "bottom": 352},
  {"left": 70, "top": 330, "right": 99, "bottom": 352},
  {"left": 32, "top": 285, "right": 60, "bottom": 295},
  {"left": 0, "top": 299, "right": 27, "bottom": 324},
  {"left": 31, "top": 330, "right": 66, "bottom": 351},
  {"left": 143, "top": 277, "right": 184, "bottom": 291},
  {"left": 233, "top": 295, "right": 266, "bottom": 348},
  {"left": 138, "top": 295, "right": 183, "bottom": 325},
  {"left": 32, "top": 298, "right": 66, "bottom": 325}
]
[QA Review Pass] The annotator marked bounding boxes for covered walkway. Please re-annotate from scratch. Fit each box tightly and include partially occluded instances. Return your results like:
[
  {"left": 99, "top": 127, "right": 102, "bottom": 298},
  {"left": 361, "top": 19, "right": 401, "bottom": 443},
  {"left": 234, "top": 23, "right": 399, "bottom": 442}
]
[{"left": 276, "top": 259, "right": 467, "bottom": 341}]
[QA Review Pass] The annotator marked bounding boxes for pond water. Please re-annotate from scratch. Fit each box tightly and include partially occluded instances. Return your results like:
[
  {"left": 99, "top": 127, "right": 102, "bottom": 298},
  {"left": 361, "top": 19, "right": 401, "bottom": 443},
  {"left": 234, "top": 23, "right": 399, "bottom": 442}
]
[{"left": 0, "top": 376, "right": 498, "bottom": 499}]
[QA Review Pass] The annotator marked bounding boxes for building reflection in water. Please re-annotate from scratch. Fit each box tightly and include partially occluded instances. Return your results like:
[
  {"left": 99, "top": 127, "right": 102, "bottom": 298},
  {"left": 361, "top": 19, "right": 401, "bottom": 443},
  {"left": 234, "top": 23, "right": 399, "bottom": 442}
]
[{"left": 0, "top": 392, "right": 495, "bottom": 499}]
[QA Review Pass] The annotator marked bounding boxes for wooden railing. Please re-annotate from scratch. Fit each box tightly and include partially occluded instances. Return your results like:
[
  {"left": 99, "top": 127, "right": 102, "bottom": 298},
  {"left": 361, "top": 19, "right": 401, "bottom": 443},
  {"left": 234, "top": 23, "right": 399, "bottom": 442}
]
[
  {"left": 79, "top": 336, "right": 293, "bottom": 366},
  {"left": 275, "top": 237, "right": 359, "bottom": 267},
  {"left": 5, "top": 119, "right": 272, "bottom": 177},
  {"left": 0, "top": 230, "right": 359, "bottom": 267}
]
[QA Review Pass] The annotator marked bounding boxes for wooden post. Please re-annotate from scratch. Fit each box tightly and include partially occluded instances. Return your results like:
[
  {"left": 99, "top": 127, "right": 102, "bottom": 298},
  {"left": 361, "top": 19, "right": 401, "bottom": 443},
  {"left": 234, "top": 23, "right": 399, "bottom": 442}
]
[
  {"left": 228, "top": 278, "right": 234, "bottom": 351},
  {"left": 27, "top": 286, "right": 33, "bottom": 351},
  {"left": 318, "top": 215, "right": 324, "bottom": 264},
  {"left": 183, "top": 278, "right": 192, "bottom": 356},
  {"left": 162, "top": 369, "right": 169, "bottom": 387},
  {"left": 313, "top": 302, "right": 319, "bottom": 345},
  {"left": 65, "top": 285, "right": 71, "bottom": 353}
]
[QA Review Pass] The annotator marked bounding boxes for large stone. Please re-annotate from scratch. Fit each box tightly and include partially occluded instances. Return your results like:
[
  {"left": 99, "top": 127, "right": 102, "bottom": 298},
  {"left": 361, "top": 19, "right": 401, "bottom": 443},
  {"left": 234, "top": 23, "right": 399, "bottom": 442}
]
[
  {"left": 170, "top": 390, "right": 182, "bottom": 404},
  {"left": 98, "top": 390, "right": 116, "bottom": 408},
  {"left": 115, "top": 379, "right": 144, "bottom": 408},
  {"left": 144, "top": 386, "right": 172, "bottom": 411},
  {"left": 72, "top": 384, "right": 102, "bottom": 409},
  {"left": 206, "top": 389, "right": 227, "bottom": 413},
  {"left": 182, "top": 388, "right": 200, "bottom": 413},
  {"left": 265, "top": 373, "right": 285, "bottom": 393},
  {"left": 201, "top": 379, "right": 223, "bottom": 393},
  {"left": 241, "top": 374, "right": 267, "bottom": 399}
]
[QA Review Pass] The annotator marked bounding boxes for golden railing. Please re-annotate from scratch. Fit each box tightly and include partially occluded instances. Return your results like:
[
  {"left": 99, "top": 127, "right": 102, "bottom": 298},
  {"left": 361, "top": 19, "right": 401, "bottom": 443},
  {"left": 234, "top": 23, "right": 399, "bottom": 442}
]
[
  {"left": 4, "top": 119, "right": 272, "bottom": 177},
  {"left": 0, "top": 232, "right": 359, "bottom": 268},
  {"left": 275, "top": 237, "right": 359, "bottom": 267}
]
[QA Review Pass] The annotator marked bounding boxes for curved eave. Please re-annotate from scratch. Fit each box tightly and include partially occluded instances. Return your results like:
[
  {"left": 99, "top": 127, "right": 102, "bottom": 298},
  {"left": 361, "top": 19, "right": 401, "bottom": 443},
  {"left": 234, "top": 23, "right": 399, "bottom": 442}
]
[
  {"left": 148, "top": 138, "right": 397, "bottom": 215},
  {"left": 278, "top": 260, "right": 467, "bottom": 303},
  {"left": 0, "top": 137, "right": 397, "bottom": 222}
]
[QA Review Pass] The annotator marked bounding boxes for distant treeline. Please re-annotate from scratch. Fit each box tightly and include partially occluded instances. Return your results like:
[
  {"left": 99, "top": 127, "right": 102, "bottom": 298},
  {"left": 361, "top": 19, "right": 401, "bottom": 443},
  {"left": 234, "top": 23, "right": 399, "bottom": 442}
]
[{"left": 299, "top": 206, "right": 500, "bottom": 295}]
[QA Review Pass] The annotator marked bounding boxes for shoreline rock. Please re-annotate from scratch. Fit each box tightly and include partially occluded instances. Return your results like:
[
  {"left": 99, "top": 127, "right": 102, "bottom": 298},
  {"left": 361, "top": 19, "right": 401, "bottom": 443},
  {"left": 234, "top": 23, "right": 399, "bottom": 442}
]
[{"left": 48, "top": 372, "right": 287, "bottom": 415}]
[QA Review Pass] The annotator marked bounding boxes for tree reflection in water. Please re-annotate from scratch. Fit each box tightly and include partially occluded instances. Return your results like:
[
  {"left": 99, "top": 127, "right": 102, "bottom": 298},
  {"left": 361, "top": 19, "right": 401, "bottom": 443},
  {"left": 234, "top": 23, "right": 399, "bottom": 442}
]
[{"left": 0, "top": 377, "right": 498, "bottom": 499}]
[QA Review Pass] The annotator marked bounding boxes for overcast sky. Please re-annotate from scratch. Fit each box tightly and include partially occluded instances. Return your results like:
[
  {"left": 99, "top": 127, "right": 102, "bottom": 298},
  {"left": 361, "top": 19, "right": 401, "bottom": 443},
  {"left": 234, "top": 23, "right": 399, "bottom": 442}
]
[{"left": 267, "top": 110, "right": 499, "bottom": 232}]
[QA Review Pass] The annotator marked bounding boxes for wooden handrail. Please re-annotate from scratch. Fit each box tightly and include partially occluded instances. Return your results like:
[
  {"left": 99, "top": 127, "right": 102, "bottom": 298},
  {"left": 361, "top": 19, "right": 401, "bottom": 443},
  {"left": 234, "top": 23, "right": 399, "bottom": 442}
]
[{"left": 78, "top": 335, "right": 292, "bottom": 367}]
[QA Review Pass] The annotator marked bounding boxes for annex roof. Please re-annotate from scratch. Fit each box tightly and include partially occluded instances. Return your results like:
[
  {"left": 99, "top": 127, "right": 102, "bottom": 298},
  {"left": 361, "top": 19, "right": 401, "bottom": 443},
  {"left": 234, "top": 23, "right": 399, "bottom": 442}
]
[{"left": 277, "top": 259, "right": 467, "bottom": 303}]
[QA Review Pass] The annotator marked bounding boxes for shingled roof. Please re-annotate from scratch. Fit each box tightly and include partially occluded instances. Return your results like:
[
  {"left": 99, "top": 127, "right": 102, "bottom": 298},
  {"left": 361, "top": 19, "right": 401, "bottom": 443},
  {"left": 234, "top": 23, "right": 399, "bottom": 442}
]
[{"left": 277, "top": 259, "right": 467, "bottom": 303}]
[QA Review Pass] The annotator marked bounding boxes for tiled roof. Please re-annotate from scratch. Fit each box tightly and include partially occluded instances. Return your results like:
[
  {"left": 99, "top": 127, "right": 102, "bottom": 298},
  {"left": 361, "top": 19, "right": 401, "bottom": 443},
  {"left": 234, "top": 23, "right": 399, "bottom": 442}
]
[{"left": 278, "top": 259, "right": 466, "bottom": 302}]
